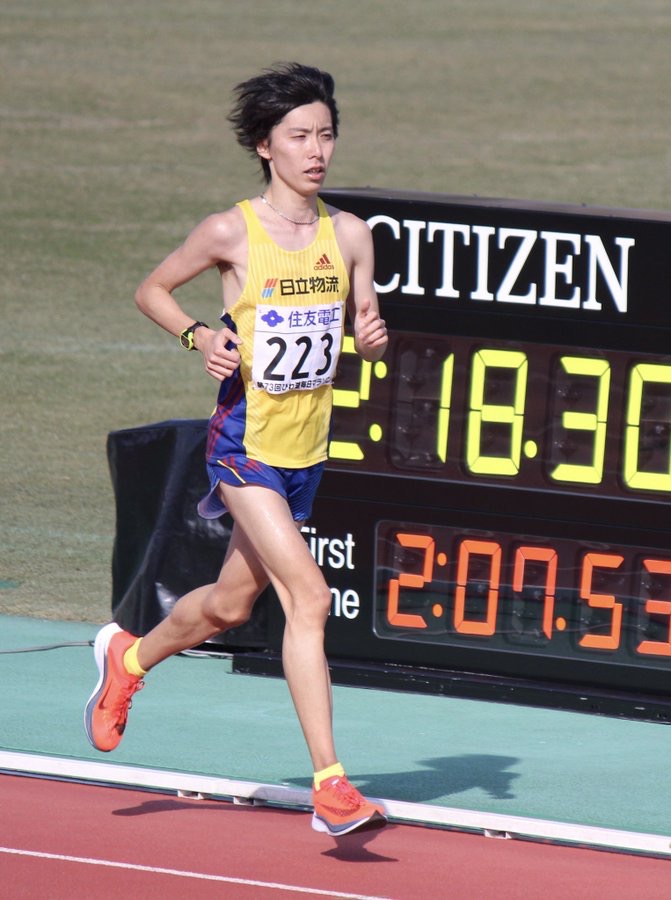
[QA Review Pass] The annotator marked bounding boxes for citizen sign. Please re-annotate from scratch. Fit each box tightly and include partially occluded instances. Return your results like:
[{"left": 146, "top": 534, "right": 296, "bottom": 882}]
[{"left": 367, "top": 215, "right": 635, "bottom": 314}]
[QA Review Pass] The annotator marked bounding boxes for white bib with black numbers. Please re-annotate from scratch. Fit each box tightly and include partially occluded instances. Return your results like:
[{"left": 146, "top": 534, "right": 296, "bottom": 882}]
[{"left": 252, "top": 301, "right": 343, "bottom": 394}]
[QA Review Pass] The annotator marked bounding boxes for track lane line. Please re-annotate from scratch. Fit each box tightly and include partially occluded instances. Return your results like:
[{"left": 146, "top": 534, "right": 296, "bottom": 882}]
[{"left": 0, "top": 846, "right": 393, "bottom": 900}]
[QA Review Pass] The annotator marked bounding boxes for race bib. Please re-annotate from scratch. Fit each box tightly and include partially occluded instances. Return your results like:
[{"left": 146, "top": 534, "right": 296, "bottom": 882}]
[{"left": 252, "top": 302, "right": 343, "bottom": 393}]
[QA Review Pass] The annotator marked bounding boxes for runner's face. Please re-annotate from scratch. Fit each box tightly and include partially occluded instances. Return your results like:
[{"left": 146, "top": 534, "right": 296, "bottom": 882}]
[{"left": 257, "top": 101, "right": 335, "bottom": 194}]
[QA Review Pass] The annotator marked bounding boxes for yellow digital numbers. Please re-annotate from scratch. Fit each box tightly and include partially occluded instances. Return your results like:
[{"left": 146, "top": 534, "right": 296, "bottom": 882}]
[
  {"left": 623, "top": 363, "right": 671, "bottom": 493},
  {"left": 550, "top": 357, "right": 611, "bottom": 485},
  {"left": 329, "top": 336, "right": 388, "bottom": 462},
  {"left": 466, "top": 349, "right": 528, "bottom": 476},
  {"left": 327, "top": 330, "right": 671, "bottom": 498}
]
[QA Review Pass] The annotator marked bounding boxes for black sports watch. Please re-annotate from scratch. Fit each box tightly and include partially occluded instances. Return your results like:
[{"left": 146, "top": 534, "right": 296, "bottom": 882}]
[{"left": 179, "top": 321, "right": 208, "bottom": 351}]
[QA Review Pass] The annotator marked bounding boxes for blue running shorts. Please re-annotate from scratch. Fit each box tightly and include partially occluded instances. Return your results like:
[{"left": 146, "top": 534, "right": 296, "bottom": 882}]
[{"left": 198, "top": 454, "right": 325, "bottom": 523}]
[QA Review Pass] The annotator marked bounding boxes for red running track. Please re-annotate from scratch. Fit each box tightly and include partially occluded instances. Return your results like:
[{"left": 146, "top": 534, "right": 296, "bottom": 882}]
[{"left": 0, "top": 774, "right": 668, "bottom": 899}]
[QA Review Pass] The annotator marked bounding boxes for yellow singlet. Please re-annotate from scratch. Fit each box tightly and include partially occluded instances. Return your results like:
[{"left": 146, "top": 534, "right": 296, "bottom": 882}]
[{"left": 207, "top": 197, "right": 350, "bottom": 469}]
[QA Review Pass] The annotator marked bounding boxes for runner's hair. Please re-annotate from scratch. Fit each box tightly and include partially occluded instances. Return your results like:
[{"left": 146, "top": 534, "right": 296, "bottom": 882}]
[{"left": 228, "top": 62, "right": 339, "bottom": 183}]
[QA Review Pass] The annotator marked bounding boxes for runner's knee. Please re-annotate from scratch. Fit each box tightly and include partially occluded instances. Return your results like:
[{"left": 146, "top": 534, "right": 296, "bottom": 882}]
[
  {"left": 202, "top": 583, "right": 257, "bottom": 630},
  {"left": 284, "top": 584, "right": 332, "bottom": 630}
]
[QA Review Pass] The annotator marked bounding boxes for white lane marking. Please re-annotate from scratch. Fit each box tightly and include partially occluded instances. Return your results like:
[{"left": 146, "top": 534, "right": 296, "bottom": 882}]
[{"left": 0, "top": 846, "right": 394, "bottom": 900}]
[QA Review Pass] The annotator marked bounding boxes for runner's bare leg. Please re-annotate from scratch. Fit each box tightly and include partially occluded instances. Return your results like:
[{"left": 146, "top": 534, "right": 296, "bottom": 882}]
[
  {"left": 217, "top": 482, "right": 337, "bottom": 771},
  {"left": 136, "top": 523, "right": 269, "bottom": 670}
]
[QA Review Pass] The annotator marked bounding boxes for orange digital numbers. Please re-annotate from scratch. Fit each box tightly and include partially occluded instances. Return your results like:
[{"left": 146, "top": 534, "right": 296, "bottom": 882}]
[
  {"left": 386, "top": 532, "right": 434, "bottom": 629},
  {"left": 636, "top": 559, "right": 671, "bottom": 656},
  {"left": 379, "top": 523, "right": 671, "bottom": 668},
  {"left": 577, "top": 552, "right": 624, "bottom": 650},
  {"left": 512, "top": 546, "right": 558, "bottom": 640},
  {"left": 454, "top": 540, "right": 502, "bottom": 636}
]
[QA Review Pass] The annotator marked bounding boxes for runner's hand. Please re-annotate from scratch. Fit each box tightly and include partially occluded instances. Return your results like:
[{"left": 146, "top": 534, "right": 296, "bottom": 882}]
[
  {"left": 198, "top": 327, "right": 242, "bottom": 381},
  {"left": 354, "top": 298, "right": 388, "bottom": 361}
]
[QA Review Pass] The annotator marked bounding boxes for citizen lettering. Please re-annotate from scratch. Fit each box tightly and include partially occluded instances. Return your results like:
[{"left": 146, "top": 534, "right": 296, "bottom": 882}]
[{"left": 368, "top": 215, "right": 635, "bottom": 314}]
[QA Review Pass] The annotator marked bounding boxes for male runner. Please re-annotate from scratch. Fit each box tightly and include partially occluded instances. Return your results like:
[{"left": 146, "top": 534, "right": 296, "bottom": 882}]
[{"left": 84, "top": 62, "right": 389, "bottom": 837}]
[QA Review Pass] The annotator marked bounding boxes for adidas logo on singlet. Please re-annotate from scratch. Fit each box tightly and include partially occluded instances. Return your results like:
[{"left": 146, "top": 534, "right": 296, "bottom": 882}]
[{"left": 314, "top": 253, "right": 334, "bottom": 270}]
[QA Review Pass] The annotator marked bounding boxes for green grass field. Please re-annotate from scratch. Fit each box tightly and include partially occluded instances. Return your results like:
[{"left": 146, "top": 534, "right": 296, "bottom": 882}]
[{"left": 2, "top": 0, "right": 671, "bottom": 623}]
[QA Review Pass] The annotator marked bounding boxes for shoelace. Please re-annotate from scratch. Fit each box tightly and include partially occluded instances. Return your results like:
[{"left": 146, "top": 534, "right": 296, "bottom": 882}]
[
  {"left": 325, "top": 777, "right": 363, "bottom": 810},
  {"left": 110, "top": 678, "right": 144, "bottom": 723}
]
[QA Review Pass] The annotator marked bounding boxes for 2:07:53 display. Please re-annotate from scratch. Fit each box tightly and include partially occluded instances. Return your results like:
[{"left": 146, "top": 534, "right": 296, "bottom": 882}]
[{"left": 374, "top": 521, "right": 671, "bottom": 664}]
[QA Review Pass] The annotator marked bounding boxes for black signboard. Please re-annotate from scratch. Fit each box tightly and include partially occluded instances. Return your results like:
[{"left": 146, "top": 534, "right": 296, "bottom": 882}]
[{"left": 311, "top": 189, "right": 671, "bottom": 699}]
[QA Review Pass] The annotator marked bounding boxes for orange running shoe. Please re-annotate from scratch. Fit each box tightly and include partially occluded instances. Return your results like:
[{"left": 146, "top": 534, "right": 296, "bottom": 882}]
[
  {"left": 84, "top": 623, "right": 144, "bottom": 752},
  {"left": 312, "top": 775, "right": 387, "bottom": 836}
]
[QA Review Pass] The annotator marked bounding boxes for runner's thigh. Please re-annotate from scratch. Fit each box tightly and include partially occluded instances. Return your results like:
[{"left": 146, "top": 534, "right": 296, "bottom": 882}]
[{"left": 217, "top": 482, "right": 323, "bottom": 595}]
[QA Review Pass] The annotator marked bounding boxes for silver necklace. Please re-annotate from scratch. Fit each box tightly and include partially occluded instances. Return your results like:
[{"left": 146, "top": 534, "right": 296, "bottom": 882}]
[{"left": 260, "top": 193, "right": 319, "bottom": 226}]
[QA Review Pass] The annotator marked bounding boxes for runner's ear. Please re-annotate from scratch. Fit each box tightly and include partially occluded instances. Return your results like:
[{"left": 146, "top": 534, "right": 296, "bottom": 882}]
[{"left": 256, "top": 138, "right": 271, "bottom": 161}]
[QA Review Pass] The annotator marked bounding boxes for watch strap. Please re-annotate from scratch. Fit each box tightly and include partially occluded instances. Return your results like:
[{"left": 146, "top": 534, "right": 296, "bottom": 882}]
[{"left": 179, "top": 321, "right": 208, "bottom": 351}]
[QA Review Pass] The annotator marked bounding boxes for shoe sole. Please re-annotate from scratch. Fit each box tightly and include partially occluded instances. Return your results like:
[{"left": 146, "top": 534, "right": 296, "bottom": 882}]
[
  {"left": 311, "top": 810, "right": 387, "bottom": 836},
  {"left": 83, "top": 622, "right": 123, "bottom": 750}
]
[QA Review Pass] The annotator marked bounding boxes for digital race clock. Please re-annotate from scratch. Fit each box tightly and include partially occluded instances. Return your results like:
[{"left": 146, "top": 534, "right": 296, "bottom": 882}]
[
  {"left": 301, "top": 188, "right": 671, "bottom": 702},
  {"left": 328, "top": 330, "right": 671, "bottom": 501}
]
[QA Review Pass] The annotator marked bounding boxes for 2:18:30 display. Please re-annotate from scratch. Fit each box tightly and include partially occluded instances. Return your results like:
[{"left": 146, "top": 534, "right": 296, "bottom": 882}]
[{"left": 329, "top": 332, "right": 671, "bottom": 501}]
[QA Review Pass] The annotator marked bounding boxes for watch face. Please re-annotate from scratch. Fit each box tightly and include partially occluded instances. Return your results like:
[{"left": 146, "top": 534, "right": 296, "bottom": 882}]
[{"left": 180, "top": 322, "right": 207, "bottom": 350}]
